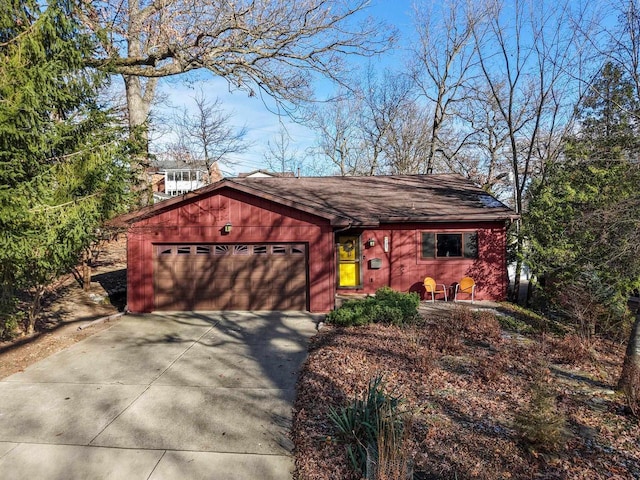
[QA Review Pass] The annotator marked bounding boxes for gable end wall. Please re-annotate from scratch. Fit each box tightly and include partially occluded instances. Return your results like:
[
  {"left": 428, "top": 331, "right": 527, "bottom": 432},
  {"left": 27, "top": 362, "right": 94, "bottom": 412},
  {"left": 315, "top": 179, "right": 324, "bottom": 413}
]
[{"left": 127, "top": 189, "right": 335, "bottom": 312}]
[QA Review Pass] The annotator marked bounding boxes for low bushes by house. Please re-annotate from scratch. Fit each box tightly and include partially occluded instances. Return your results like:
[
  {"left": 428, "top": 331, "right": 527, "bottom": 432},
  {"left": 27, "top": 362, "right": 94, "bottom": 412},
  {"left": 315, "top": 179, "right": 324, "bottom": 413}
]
[{"left": 327, "top": 287, "right": 420, "bottom": 327}]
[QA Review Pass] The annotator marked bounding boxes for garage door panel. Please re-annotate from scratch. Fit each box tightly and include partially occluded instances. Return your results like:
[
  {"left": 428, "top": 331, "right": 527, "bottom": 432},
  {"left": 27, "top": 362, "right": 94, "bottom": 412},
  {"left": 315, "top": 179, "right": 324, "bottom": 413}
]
[
  {"left": 285, "top": 274, "right": 306, "bottom": 291},
  {"left": 261, "top": 266, "right": 288, "bottom": 284},
  {"left": 198, "top": 292, "right": 234, "bottom": 310},
  {"left": 193, "top": 284, "right": 216, "bottom": 298},
  {"left": 154, "top": 243, "right": 307, "bottom": 311},
  {"left": 247, "top": 294, "right": 271, "bottom": 311},
  {"left": 155, "top": 293, "right": 195, "bottom": 311},
  {"left": 189, "top": 257, "right": 213, "bottom": 271}
]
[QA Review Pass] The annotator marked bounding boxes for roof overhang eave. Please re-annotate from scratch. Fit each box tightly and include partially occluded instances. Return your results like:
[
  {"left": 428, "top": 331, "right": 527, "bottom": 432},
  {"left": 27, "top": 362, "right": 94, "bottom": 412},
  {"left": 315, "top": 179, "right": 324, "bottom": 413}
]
[
  {"left": 330, "top": 218, "right": 381, "bottom": 228},
  {"left": 376, "top": 213, "right": 520, "bottom": 223},
  {"left": 111, "top": 178, "right": 345, "bottom": 227}
]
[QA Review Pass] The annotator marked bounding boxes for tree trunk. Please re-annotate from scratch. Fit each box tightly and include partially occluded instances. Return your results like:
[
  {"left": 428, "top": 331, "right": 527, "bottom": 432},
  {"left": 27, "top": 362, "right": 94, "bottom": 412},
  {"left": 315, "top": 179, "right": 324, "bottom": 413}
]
[
  {"left": 83, "top": 259, "right": 91, "bottom": 292},
  {"left": 619, "top": 309, "right": 640, "bottom": 392},
  {"left": 510, "top": 222, "right": 523, "bottom": 303},
  {"left": 123, "top": 75, "right": 156, "bottom": 205},
  {"left": 27, "top": 285, "right": 45, "bottom": 335},
  {"left": 525, "top": 276, "right": 533, "bottom": 307}
]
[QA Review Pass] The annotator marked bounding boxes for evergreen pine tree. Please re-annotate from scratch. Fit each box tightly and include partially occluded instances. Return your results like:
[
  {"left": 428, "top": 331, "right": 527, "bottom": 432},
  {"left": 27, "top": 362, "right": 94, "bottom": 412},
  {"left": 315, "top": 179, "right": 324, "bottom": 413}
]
[
  {"left": 525, "top": 61, "right": 640, "bottom": 398},
  {"left": 526, "top": 62, "right": 640, "bottom": 309},
  {"left": 0, "top": 0, "right": 134, "bottom": 334}
]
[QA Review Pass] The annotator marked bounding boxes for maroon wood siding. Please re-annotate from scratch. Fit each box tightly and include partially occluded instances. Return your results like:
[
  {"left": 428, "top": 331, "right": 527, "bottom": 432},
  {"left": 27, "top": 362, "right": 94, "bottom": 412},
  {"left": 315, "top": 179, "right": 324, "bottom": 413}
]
[
  {"left": 127, "top": 188, "right": 335, "bottom": 313},
  {"left": 337, "top": 222, "right": 508, "bottom": 301},
  {"left": 126, "top": 186, "right": 511, "bottom": 313}
]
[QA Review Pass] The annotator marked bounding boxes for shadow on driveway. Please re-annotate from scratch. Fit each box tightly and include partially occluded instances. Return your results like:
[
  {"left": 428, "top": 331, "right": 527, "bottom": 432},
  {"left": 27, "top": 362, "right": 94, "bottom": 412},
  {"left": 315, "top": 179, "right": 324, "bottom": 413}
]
[{"left": 0, "top": 311, "right": 320, "bottom": 480}]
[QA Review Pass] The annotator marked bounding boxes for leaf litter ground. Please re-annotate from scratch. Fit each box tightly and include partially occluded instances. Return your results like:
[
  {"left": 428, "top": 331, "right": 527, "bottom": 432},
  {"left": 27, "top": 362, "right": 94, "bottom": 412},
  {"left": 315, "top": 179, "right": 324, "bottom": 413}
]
[{"left": 292, "top": 305, "right": 639, "bottom": 480}]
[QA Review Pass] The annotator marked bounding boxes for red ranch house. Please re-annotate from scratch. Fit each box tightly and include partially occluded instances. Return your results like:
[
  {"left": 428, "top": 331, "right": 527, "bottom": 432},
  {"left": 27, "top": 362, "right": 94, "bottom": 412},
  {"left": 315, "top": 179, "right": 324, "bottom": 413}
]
[{"left": 117, "top": 174, "right": 518, "bottom": 313}]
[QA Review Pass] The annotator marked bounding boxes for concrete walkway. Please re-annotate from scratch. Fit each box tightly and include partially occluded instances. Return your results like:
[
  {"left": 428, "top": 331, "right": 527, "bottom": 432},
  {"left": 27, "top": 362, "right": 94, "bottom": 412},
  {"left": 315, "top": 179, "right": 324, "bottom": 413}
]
[{"left": 0, "top": 312, "right": 319, "bottom": 480}]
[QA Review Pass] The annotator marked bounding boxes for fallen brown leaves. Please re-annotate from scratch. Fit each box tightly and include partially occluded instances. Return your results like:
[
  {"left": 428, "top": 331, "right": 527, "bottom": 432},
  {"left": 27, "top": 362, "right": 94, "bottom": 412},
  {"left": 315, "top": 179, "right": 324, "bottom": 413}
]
[{"left": 292, "top": 305, "right": 640, "bottom": 480}]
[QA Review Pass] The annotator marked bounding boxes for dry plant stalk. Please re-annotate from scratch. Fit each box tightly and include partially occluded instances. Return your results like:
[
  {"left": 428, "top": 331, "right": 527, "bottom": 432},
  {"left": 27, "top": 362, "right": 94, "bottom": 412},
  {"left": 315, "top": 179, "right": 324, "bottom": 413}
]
[{"left": 368, "top": 403, "right": 412, "bottom": 480}]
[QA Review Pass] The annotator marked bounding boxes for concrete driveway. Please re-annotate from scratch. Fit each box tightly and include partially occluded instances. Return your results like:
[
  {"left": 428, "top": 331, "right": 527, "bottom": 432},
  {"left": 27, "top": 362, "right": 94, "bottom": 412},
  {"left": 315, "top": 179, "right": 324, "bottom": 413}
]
[{"left": 0, "top": 311, "right": 319, "bottom": 480}]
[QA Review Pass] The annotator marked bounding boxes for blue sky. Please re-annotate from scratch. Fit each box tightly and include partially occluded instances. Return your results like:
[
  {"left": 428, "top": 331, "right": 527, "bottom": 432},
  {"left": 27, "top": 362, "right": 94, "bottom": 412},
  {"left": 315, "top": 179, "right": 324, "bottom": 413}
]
[{"left": 152, "top": 0, "right": 418, "bottom": 176}]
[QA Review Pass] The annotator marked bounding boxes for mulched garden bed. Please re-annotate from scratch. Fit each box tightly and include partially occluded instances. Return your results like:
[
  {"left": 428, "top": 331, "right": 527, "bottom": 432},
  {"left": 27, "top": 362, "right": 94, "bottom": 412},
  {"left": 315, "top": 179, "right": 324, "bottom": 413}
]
[{"left": 292, "top": 305, "right": 639, "bottom": 479}]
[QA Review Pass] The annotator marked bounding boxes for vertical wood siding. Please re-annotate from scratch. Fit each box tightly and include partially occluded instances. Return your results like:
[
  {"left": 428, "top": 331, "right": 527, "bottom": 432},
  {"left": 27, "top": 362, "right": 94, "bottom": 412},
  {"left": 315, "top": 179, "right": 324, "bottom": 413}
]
[
  {"left": 339, "top": 222, "right": 509, "bottom": 301},
  {"left": 127, "top": 186, "right": 510, "bottom": 312},
  {"left": 127, "top": 188, "right": 335, "bottom": 313}
]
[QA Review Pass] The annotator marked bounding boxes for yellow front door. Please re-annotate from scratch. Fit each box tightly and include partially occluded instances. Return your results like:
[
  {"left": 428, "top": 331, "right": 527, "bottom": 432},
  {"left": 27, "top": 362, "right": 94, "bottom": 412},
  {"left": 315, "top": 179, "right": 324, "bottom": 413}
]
[{"left": 338, "top": 235, "right": 361, "bottom": 287}]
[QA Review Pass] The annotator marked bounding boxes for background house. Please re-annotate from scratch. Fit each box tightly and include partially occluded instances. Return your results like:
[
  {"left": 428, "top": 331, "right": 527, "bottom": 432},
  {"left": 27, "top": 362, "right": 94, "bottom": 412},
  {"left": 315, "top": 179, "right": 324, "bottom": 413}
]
[
  {"left": 148, "top": 159, "right": 223, "bottom": 202},
  {"left": 118, "top": 174, "right": 518, "bottom": 313}
]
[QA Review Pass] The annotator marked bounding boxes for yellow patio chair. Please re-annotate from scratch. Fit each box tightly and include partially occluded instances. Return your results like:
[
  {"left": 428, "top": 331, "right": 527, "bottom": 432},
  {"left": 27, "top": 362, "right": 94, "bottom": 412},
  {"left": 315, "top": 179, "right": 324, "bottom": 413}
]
[
  {"left": 423, "top": 277, "right": 448, "bottom": 302},
  {"left": 454, "top": 276, "right": 476, "bottom": 303}
]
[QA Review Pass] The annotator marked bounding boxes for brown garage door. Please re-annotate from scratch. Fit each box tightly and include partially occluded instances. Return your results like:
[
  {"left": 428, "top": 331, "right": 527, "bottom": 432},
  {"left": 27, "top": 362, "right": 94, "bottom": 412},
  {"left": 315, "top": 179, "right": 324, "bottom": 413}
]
[{"left": 153, "top": 243, "right": 308, "bottom": 311}]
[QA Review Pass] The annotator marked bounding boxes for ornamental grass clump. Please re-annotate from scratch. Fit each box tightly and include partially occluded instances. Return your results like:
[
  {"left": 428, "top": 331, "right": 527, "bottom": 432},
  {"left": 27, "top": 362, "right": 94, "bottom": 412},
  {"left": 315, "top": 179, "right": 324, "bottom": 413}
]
[
  {"left": 326, "top": 287, "right": 419, "bottom": 327},
  {"left": 328, "top": 375, "right": 409, "bottom": 478}
]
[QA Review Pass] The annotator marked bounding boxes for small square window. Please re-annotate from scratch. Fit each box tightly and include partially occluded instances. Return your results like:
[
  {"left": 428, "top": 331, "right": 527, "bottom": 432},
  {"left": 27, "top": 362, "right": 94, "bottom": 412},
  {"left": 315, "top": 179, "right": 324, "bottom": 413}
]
[
  {"left": 234, "top": 245, "right": 249, "bottom": 255},
  {"left": 214, "top": 245, "right": 229, "bottom": 255},
  {"left": 273, "top": 245, "right": 287, "bottom": 255},
  {"left": 437, "top": 234, "right": 462, "bottom": 257},
  {"left": 253, "top": 245, "right": 268, "bottom": 255}
]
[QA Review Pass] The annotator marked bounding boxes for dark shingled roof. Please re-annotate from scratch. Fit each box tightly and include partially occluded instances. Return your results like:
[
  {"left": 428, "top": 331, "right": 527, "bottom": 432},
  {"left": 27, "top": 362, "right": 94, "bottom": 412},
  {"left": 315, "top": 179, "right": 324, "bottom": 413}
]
[{"left": 115, "top": 174, "right": 518, "bottom": 227}]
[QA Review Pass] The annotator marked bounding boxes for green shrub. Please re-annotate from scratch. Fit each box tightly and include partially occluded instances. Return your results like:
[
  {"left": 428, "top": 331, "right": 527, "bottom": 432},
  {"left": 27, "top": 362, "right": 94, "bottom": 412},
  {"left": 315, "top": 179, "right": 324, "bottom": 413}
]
[
  {"left": 374, "top": 287, "right": 420, "bottom": 322},
  {"left": 0, "top": 312, "right": 21, "bottom": 340},
  {"left": 514, "top": 364, "right": 567, "bottom": 452},
  {"left": 327, "top": 299, "right": 373, "bottom": 327},
  {"left": 326, "top": 288, "right": 420, "bottom": 327},
  {"left": 369, "top": 304, "right": 403, "bottom": 325}
]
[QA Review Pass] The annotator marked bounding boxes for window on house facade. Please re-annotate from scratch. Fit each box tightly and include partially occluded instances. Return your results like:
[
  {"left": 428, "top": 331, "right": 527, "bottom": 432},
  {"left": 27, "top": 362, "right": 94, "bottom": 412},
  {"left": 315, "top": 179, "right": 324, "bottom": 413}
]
[{"left": 421, "top": 232, "right": 478, "bottom": 258}]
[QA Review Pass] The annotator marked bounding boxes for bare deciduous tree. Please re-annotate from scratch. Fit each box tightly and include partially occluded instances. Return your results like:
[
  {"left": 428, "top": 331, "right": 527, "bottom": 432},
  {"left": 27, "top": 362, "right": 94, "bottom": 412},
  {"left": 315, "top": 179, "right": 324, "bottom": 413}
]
[
  {"left": 264, "top": 126, "right": 300, "bottom": 175},
  {"left": 410, "top": 0, "right": 486, "bottom": 172},
  {"left": 357, "top": 69, "right": 414, "bottom": 175},
  {"left": 78, "top": 0, "right": 394, "bottom": 153},
  {"left": 470, "top": 0, "right": 585, "bottom": 300},
  {"left": 168, "top": 91, "right": 248, "bottom": 183},
  {"left": 309, "top": 70, "right": 434, "bottom": 175},
  {"left": 586, "top": 0, "right": 640, "bottom": 105},
  {"left": 454, "top": 85, "right": 512, "bottom": 197},
  {"left": 382, "top": 100, "right": 432, "bottom": 174},
  {"left": 308, "top": 91, "right": 366, "bottom": 175}
]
